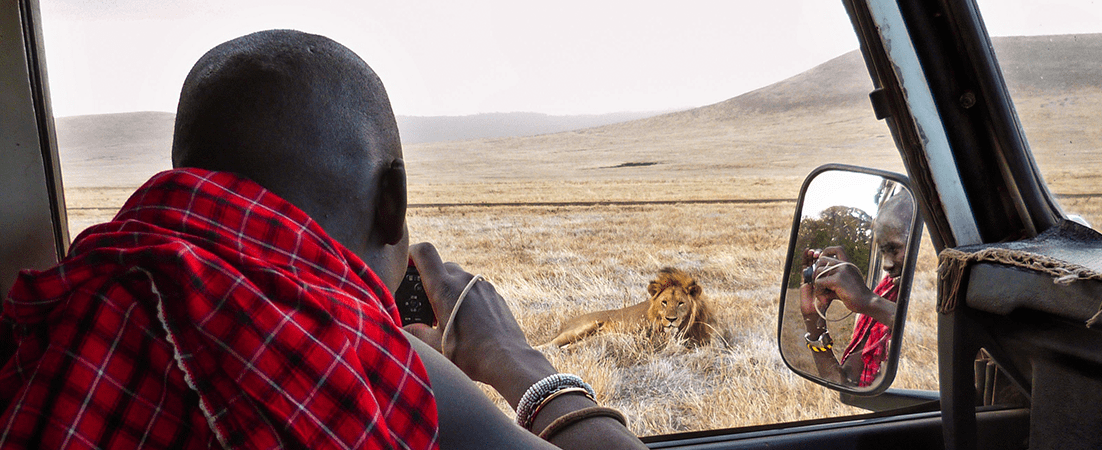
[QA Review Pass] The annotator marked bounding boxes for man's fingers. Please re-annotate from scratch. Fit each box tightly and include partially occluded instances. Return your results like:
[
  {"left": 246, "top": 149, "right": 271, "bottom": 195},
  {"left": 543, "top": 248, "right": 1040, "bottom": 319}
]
[
  {"left": 821, "top": 246, "right": 850, "bottom": 262},
  {"left": 443, "top": 261, "right": 466, "bottom": 275},
  {"left": 409, "top": 243, "right": 459, "bottom": 303},
  {"left": 409, "top": 242, "right": 481, "bottom": 327},
  {"left": 409, "top": 243, "right": 447, "bottom": 279},
  {"left": 813, "top": 256, "right": 842, "bottom": 278}
]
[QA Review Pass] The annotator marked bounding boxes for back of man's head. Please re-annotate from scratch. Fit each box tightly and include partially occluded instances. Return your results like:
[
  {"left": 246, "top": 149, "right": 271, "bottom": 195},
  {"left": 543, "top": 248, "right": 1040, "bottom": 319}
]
[
  {"left": 171, "top": 30, "right": 407, "bottom": 271},
  {"left": 173, "top": 29, "right": 398, "bottom": 178}
]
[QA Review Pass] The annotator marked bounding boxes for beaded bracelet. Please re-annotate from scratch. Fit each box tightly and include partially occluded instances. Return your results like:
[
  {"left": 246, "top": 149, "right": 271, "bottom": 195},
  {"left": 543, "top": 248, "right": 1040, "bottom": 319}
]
[{"left": 516, "top": 373, "right": 596, "bottom": 431}]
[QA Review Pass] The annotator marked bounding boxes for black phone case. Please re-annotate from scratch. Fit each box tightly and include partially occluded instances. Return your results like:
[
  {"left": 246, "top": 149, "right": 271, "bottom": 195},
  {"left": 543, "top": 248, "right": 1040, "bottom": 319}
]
[{"left": 394, "top": 265, "right": 435, "bottom": 326}]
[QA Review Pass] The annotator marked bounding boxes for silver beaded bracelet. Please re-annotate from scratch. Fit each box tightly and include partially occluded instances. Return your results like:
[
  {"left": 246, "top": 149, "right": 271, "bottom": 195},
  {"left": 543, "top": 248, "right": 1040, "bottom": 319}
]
[{"left": 515, "top": 373, "right": 596, "bottom": 430}]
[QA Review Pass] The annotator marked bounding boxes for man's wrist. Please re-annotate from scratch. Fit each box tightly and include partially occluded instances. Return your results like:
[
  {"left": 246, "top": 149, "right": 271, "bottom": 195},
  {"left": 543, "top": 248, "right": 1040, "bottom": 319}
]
[
  {"left": 865, "top": 296, "right": 896, "bottom": 327},
  {"left": 802, "top": 314, "right": 826, "bottom": 335},
  {"left": 804, "top": 330, "right": 833, "bottom": 352},
  {"left": 480, "top": 345, "right": 558, "bottom": 408},
  {"left": 853, "top": 290, "right": 881, "bottom": 316},
  {"left": 515, "top": 374, "right": 596, "bottom": 430}
]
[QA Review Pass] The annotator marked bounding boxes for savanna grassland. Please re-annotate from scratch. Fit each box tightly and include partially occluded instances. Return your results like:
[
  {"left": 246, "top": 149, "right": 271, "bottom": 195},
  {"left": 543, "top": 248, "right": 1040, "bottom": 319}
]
[
  {"left": 62, "top": 179, "right": 1100, "bottom": 436},
  {"left": 57, "top": 35, "right": 1102, "bottom": 436},
  {"left": 62, "top": 179, "right": 951, "bottom": 435}
]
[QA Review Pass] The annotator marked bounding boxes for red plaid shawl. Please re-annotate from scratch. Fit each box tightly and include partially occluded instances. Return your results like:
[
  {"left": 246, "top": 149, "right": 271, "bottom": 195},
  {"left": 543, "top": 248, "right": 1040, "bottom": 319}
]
[
  {"left": 0, "top": 169, "right": 438, "bottom": 449},
  {"left": 840, "top": 275, "right": 898, "bottom": 387}
]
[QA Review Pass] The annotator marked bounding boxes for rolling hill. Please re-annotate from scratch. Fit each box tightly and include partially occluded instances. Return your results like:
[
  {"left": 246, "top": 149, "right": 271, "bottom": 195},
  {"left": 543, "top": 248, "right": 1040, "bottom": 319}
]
[
  {"left": 401, "top": 34, "right": 1102, "bottom": 185},
  {"left": 54, "top": 110, "right": 671, "bottom": 187},
  {"left": 55, "top": 112, "right": 175, "bottom": 188},
  {"left": 56, "top": 34, "right": 1102, "bottom": 188},
  {"left": 396, "top": 111, "right": 670, "bottom": 144}
]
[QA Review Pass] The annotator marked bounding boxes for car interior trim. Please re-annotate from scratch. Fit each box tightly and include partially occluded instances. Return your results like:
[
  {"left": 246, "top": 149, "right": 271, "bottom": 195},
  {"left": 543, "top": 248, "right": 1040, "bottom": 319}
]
[{"left": 866, "top": 0, "right": 982, "bottom": 246}]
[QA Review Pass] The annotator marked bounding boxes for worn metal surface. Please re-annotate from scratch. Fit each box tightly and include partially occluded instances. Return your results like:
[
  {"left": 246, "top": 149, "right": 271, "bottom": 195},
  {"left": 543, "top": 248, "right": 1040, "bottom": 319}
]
[{"left": 0, "top": 0, "right": 66, "bottom": 295}]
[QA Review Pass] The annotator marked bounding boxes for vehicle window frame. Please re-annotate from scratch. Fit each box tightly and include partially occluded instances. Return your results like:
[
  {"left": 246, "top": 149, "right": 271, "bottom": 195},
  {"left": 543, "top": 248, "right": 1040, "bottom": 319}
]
[
  {"left": 0, "top": 0, "right": 68, "bottom": 296},
  {"left": 8, "top": 0, "right": 1062, "bottom": 446}
]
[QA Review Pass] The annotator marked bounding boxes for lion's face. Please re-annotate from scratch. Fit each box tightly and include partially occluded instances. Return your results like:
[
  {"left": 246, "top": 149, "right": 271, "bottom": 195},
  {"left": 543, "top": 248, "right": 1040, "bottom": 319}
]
[{"left": 646, "top": 270, "right": 703, "bottom": 335}]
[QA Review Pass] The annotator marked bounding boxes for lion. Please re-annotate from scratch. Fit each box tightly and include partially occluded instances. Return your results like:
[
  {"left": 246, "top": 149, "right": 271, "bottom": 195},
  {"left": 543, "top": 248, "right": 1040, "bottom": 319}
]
[{"left": 546, "top": 267, "right": 718, "bottom": 348}]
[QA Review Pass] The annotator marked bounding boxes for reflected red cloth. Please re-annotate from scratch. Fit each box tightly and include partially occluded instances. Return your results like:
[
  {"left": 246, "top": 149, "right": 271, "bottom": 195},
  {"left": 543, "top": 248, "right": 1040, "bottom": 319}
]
[
  {"left": 0, "top": 169, "right": 438, "bottom": 449},
  {"left": 840, "top": 275, "right": 898, "bottom": 387}
]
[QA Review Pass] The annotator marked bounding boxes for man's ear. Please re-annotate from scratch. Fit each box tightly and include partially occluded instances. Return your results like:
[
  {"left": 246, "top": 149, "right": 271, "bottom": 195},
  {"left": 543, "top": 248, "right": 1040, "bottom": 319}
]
[{"left": 375, "top": 159, "right": 408, "bottom": 245}]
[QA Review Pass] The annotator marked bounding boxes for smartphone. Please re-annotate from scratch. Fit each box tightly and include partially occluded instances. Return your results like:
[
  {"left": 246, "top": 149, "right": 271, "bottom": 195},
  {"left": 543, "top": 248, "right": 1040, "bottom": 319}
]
[{"left": 394, "top": 261, "right": 435, "bottom": 326}]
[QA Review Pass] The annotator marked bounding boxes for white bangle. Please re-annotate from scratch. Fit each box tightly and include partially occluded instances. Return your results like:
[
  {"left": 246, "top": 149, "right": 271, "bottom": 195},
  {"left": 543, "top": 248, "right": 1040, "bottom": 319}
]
[
  {"left": 440, "top": 274, "right": 483, "bottom": 360},
  {"left": 516, "top": 373, "right": 596, "bottom": 430}
]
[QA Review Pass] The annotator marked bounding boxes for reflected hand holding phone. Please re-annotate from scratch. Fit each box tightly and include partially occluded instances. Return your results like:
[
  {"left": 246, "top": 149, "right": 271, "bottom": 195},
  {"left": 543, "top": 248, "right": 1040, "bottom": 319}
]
[{"left": 778, "top": 165, "right": 922, "bottom": 396}]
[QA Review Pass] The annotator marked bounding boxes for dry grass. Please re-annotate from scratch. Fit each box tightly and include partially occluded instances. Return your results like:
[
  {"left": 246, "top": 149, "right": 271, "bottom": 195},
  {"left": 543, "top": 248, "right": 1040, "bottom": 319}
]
[
  {"left": 50, "top": 32, "right": 1102, "bottom": 438},
  {"left": 63, "top": 179, "right": 943, "bottom": 435},
  {"left": 400, "top": 190, "right": 956, "bottom": 435},
  {"left": 61, "top": 173, "right": 1100, "bottom": 436},
  {"left": 405, "top": 176, "right": 1101, "bottom": 436},
  {"left": 55, "top": 83, "right": 1101, "bottom": 438}
]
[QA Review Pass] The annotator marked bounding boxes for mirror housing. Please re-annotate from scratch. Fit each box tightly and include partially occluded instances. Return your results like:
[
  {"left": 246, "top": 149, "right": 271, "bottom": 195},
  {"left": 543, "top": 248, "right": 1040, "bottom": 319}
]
[{"left": 777, "top": 164, "right": 923, "bottom": 396}]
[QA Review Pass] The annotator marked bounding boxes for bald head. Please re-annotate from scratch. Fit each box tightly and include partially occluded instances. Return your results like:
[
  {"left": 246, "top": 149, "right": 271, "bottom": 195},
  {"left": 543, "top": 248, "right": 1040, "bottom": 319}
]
[
  {"left": 173, "top": 29, "right": 399, "bottom": 186},
  {"left": 172, "top": 30, "right": 409, "bottom": 287},
  {"left": 874, "top": 193, "right": 915, "bottom": 236}
]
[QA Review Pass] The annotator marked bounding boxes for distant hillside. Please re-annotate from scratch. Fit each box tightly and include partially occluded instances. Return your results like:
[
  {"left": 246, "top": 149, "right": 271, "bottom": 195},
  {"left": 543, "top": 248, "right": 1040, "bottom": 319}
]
[
  {"left": 991, "top": 34, "right": 1102, "bottom": 93},
  {"left": 664, "top": 34, "right": 1102, "bottom": 120},
  {"left": 396, "top": 111, "right": 670, "bottom": 144},
  {"left": 56, "top": 112, "right": 175, "bottom": 188},
  {"left": 699, "top": 50, "right": 872, "bottom": 115},
  {"left": 56, "top": 34, "right": 1102, "bottom": 188},
  {"left": 55, "top": 110, "right": 667, "bottom": 187},
  {"left": 402, "top": 34, "right": 1102, "bottom": 185}
]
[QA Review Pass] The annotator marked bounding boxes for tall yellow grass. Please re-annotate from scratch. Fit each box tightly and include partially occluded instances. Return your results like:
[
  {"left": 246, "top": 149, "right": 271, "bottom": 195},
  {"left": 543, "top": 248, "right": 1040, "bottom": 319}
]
[
  {"left": 401, "top": 178, "right": 948, "bottom": 435},
  {"left": 52, "top": 36, "right": 1101, "bottom": 436},
  {"left": 63, "top": 176, "right": 1099, "bottom": 436}
]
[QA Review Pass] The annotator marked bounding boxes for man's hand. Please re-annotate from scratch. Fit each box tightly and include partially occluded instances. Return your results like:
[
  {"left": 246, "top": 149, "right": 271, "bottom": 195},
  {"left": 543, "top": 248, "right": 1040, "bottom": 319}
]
[
  {"left": 805, "top": 246, "right": 851, "bottom": 265},
  {"left": 803, "top": 247, "right": 896, "bottom": 328},
  {"left": 403, "top": 243, "right": 648, "bottom": 449},
  {"left": 800, "top": 248, "right": 828, "bottom": 331},
  {"left": 403, "top": 242, "right": 556, "bottom": 407},
  {"left": 811, "top": 255, "right": 875, "bottom": 314}
]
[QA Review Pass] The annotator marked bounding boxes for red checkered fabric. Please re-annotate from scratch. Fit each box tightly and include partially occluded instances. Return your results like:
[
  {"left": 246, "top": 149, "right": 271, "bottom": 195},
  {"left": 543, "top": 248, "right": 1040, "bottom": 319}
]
[
  {"left": 0, "top": 169, "right": 439, "bottom": 449},
  {"left": 840, "top": 275, "right": 898, "bottom": 387}
]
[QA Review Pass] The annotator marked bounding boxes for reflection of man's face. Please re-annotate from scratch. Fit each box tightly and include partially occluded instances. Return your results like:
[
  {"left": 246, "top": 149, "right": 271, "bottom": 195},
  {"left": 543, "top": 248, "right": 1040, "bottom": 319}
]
[
  {"left": 876, "top": 223, "right": 909, "bottom": 279},
  {"left": 874, "top": 194, "right": 914, "bottom": 280}
]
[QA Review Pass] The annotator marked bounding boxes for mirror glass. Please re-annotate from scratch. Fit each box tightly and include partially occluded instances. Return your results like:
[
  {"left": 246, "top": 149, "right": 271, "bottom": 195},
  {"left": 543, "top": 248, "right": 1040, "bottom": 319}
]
[{"left": 778, "top": 166, "right": 920, "bottom": 395}]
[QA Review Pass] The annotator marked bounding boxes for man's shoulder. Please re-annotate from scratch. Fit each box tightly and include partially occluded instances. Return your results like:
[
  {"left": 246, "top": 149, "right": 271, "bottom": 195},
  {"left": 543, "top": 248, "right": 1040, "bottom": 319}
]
[{"left": 5, "top": 262, "right": 162, "bottom": 327}]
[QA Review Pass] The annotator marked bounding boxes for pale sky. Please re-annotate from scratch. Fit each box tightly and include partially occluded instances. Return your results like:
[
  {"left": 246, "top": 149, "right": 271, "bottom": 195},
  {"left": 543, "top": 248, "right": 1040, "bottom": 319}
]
[
  {"left": 802, "top": 171, "right": 885, "bottom": 221},
  {"left": 40, "top": 0, "right": 1102, "bottom": 118}
]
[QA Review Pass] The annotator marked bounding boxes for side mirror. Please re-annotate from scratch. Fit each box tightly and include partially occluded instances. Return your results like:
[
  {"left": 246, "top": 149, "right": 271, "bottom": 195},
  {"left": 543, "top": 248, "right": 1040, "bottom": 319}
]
[{"left": 777, "top": 164, "right": 922, "bottom": 396}]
